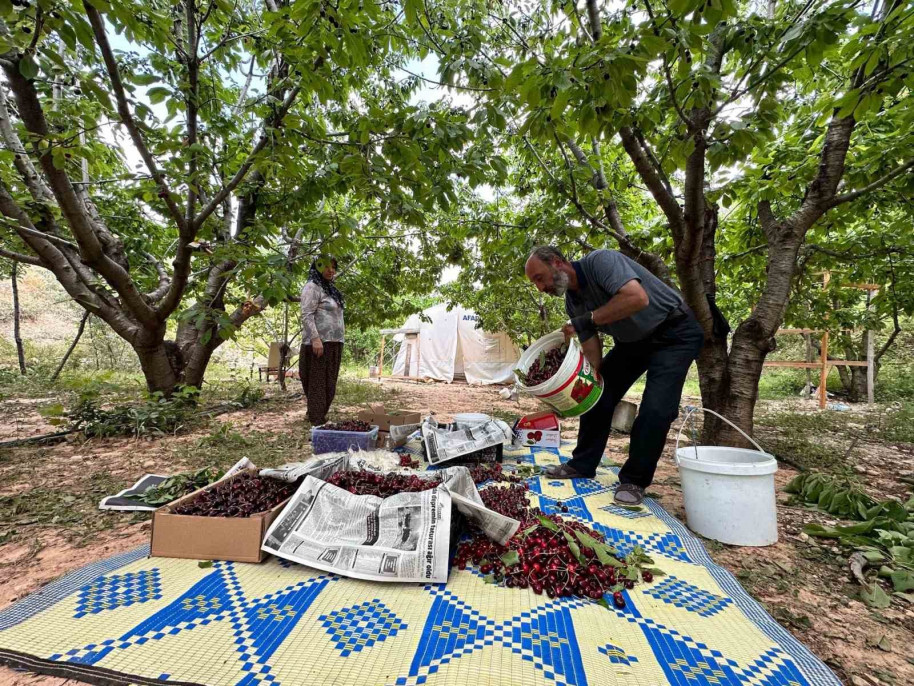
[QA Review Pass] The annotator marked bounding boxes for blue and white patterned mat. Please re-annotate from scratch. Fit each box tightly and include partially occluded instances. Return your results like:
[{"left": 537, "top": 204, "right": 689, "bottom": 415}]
[{"left": 0, "top": 443, "right": 840, "bottom": 685}]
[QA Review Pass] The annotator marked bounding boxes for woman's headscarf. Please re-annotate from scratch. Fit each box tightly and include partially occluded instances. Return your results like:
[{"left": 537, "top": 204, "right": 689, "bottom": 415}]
[{"left": 308, "top": 256, "right": 344, "bottom": 309}]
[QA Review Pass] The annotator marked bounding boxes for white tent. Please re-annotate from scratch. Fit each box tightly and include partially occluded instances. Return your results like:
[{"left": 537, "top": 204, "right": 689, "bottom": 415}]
[{"left": 389, "top": 304, "right": 519, "bottom": 385}]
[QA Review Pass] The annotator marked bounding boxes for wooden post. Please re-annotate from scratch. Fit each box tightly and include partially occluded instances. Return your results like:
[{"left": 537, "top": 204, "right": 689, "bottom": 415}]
[
  {"left": 51, "top": 310, "right": 90, "bottom": 381},
  {"left": 415, "top": 335, "right": 421, "bottom": 381},
  {"left": 819, "top": 272, "right": 830, "bottom": 409},
  {"left": 378, "top": 335, "right": 385, "bottom": 381},
  {"left": 11, "top": 262, "right": 25, "bottom": 375},
  {"left": 866, "top": 288, "right": 875, "bottom": 404}
]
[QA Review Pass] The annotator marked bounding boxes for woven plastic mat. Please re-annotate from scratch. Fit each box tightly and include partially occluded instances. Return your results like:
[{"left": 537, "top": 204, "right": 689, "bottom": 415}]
[{"left": 0, "top": 442, "right": 840, "bottom": 685}]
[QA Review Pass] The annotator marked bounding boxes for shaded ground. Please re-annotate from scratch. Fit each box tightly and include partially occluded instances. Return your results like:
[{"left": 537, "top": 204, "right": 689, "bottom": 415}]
[{"left": 0, "top": 378, "right": 912, "bottom": 685}]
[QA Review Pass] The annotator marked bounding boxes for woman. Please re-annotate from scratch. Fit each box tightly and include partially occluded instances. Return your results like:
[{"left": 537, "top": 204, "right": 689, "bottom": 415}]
[{"left": 299, "top": 256, "right": 344, "bottom": 425}]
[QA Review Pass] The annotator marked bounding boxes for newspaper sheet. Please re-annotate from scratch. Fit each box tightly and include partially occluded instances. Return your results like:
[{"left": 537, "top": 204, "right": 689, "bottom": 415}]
[
  {"left": 388, "top": 422, "right": 421, "bottom": 448},
  {"left": 434, "top": 466, "right": 519, "bottom": 546},
  {"left": 262, "top": 476, "right": 452, "bottom": 582},
  {"left": 260, "top": 460, "right": 519, "bottom": 579},
  {"left": 421, "top": 418, "right": 513, "bottom": 465}
]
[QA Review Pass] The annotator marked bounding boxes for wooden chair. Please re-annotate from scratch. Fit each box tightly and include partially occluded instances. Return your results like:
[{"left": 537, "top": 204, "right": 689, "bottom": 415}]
[{"left": 258, "top": 342, "right": 290, "bottom": 382}]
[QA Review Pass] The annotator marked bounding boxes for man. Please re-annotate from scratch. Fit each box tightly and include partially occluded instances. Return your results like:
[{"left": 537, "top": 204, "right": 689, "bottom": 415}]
[{"left": 524, "top": 246, "right": 704, "bottom": 506}]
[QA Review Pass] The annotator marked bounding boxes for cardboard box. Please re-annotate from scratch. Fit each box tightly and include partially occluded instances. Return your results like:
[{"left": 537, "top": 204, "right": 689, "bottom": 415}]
[
  {"left": 150, "top": 469, "right": 290, "bottom": 563},
  {"left": 514, "top": 428, "right": 562, "bottom": 449},
  {"left": 357, "top": 403, "right": 424, "bottom": 433},
  {"left": 514, "top": 411, "right": 561, "bottom": 449},
  {"left": 515, "top": 411, "right": 560, "bottom": 431}
]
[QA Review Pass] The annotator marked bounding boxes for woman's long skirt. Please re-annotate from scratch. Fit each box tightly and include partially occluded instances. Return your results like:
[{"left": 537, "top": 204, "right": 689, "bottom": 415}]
[{"left": 299, "top": 342, "right": 343, "bottom": 425}]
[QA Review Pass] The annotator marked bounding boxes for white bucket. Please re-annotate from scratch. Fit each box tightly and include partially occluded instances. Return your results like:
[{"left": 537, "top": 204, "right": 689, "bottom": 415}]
[
  {"left": 515, "top": 331, "right": 603, "bottom": 417},
  {"left": 675, "top": 408, "right": 778, "bottom": 547}
]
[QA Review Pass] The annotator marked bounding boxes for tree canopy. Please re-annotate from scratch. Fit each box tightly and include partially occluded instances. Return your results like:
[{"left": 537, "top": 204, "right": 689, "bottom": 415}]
[{"left": 0, "top": 0, "right": 911, "bottom": 441}]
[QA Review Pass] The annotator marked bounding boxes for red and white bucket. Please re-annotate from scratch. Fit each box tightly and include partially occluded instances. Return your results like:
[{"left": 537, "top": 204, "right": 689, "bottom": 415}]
[{"left": 515, "top": 331, "right": 603, "bottom": 417}]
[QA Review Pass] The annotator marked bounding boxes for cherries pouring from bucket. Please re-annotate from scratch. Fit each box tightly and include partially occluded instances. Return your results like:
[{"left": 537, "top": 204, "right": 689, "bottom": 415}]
[{"left": 517, "top": 345, "right": 566, "bottom": 386}]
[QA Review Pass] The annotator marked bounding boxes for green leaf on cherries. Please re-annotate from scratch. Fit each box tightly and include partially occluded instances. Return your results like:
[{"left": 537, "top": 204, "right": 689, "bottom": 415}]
[
  {"left": 500, "top": 550, "right": 520, "bottom": 567},
  {"left": 537, "top": 514, "right": 559, "bottom": 531}
]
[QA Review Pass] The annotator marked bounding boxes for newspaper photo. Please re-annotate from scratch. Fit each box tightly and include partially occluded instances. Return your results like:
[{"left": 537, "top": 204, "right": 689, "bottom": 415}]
[
  {"left": 421, "top": 418, "right": 513, "bottom": 465},
  {"left": 262, "top": 475, "right": 452, "bottom": 582}
]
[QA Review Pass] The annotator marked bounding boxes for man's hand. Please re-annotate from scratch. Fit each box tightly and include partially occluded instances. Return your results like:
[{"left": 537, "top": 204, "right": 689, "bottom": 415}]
[
  {"left": 561, "top": 322, "right": 575, "bottom": 342},
  {"left": 580, "top": 335, "right": 603, "bottom": 377},
  {"left": 312, "top": 338, "right": 324, "bottom": 358}
]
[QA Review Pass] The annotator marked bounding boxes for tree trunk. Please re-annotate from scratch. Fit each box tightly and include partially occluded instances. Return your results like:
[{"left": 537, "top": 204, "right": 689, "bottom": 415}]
[
  {"left": 182, "top": 340, "right": 218, "bottom": 389},
  {"left": 278, "top": 301, "right": 289, "bottom": 391},
  {"left": 51, "top": 310, "right": 89, "bottom": 381},
  {"left": 835, "top": 363, "right": 869, "bottom": 402},
  {"left": 135, "top": 334, "right": 181, "bottom": 395},
  {"left": 11, "top": 262, "right": 25, "bottom": 374}
]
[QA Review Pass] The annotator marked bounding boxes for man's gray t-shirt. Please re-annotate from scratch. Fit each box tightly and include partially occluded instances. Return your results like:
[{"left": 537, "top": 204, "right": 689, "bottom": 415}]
[{"left": 565, "top": 250, "right": 683, "bottom": 343}]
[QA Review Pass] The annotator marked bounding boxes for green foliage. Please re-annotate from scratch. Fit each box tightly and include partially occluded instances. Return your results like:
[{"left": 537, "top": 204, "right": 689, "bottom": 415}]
[
  {"left": 785, "top": 472, "right": 877, "bottom": 520},
  {"left": 62, "top": 387, "right": 201, "bottom": 438},
  {"left": 790, "top": 471, "right": 914, "bottom": 607},
  {"left": 196, "top": 422, "right": 251, "bottom": 449},
  {"left": 131, "top": 467, "right": 224, "bottom": 507},
  {"left": 232, "top": 383, "right": 265, "bottom": 409}
]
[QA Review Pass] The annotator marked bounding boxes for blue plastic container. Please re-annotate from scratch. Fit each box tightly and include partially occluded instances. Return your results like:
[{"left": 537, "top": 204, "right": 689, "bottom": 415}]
[{"left": 311, "top": 425, "right": 379, "bottom": 454}]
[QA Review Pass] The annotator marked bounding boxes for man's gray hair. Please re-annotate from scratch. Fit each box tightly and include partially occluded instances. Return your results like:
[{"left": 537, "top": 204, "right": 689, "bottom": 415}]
[{"left": 528, "top": 245, "right": 567, "bottom": 264}]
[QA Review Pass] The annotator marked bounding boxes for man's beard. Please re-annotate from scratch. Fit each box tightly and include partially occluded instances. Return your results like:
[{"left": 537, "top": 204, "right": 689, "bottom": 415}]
[{"left": 547, "top": 269, "right": 569, "bottom": 297}]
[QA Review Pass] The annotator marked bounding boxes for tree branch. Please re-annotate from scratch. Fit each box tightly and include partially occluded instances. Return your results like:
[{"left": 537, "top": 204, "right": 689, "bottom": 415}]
[
  {"left": 1, "top": 59, "right": 158, "bottom": 326},
  {"left": 193, "top": 85, "right": 300, "bottom": 229},
  {"left": 633, "top": 127, "right": 674, "bottom": 196},
  {"left": 790, "top": 115, "right": 856, "bottom": 231},
  {"left": 399, "top": 67, "right": 495, "bottom": 92},
  {"left": 144, "top": 251, "right": 171, "bottom": 301},
  {"left": 663, "top": 55, "right": 693, "bottom": 130},
  {"left": 585, "top": 0, "right": 602, "bottom": 40},
  {"left": 0, "top": 244, "right": 45, "bottom": 266},
  {"left": 828, "top": 159, "right": 914, "bottom": 208},
  {"left": 84, "top": 2, "right": 186, "bottom": 232},
  {"left": 184, "top": 0, "right": 200, "bottom": 226},
  {"left": 0, "top": 84, "right": 54, "bottom": 204},
  {"left": 618, "top": 126, "right": 685, "bottom": 230},
  {"left": 201, "top": 31, "right": 262, "bottom": 62},
  {"left": 876, "top": 249, "right": 902, "bottom": 362}
]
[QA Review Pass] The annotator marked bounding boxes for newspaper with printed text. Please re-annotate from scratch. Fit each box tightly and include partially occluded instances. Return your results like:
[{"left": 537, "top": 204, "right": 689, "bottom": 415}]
[
  {"left": 259, "top": 456, "right": 518, "bottom": 582},
  {"left": 421, "top": 418, "right": 513, "bottom": 465}
]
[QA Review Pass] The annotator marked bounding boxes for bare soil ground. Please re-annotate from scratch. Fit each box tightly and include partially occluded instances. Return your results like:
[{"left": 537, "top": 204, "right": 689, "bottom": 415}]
[{"left": 0, "top": 378, "right": 912, "bottom": 685}]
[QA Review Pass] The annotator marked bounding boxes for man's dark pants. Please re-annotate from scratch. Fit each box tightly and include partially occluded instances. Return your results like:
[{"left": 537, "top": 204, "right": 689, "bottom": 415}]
[{"left": 568, "top": 314, "right": 705, "bottom": 487}]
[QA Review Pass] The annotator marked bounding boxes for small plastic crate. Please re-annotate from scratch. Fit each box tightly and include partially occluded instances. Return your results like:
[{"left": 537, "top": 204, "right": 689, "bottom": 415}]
[{"left": 311, "top": 424, "right": 379, "bottom": 454}]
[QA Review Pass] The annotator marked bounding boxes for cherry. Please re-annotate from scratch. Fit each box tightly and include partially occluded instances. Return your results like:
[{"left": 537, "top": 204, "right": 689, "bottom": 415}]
[
  {"left": 642, "top": 571, "right": 653, "bottom": 583},
  {"left": 613, "top": 592, "right": 626, "bottom": 609},
  {"left": 322, "top": 420, "right": 373, "bottom": 432}
]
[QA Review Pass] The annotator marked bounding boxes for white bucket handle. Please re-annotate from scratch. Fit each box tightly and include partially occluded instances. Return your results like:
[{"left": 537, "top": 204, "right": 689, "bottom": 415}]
[{"left": 674, "top": 405, "right": 767, "bottom": 465}]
